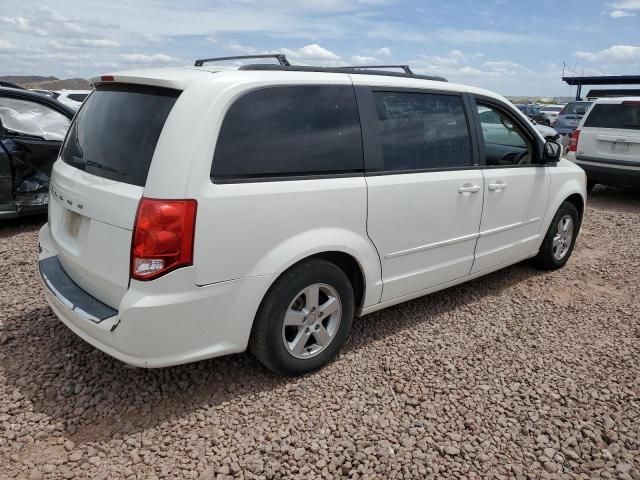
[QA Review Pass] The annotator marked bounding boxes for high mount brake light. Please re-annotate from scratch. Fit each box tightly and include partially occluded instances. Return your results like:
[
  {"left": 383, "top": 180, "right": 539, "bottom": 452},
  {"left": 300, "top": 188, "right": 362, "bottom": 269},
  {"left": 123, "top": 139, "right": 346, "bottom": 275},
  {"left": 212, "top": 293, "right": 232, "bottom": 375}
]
[{"left": 131, "top": 198, "right": 197, "bottom": 281}]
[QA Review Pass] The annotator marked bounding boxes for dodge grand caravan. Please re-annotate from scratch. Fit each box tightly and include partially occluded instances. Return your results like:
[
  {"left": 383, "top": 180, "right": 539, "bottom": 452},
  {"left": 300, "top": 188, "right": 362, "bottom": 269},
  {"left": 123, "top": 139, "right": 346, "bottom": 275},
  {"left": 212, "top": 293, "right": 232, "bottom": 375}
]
[{"left": 38, "top": 55, "right": 586, "bottom": 376}]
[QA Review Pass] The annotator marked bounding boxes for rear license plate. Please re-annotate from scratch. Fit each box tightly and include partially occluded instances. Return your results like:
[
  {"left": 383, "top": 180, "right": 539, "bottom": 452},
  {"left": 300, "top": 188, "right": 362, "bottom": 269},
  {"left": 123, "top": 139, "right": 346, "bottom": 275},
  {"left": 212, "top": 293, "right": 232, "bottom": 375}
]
[
  {"left": 64, "top": 209, "right": 81, "bottom": 238},
  {"left": 612, "top": 142, "right": 630, "bottom": 153}
]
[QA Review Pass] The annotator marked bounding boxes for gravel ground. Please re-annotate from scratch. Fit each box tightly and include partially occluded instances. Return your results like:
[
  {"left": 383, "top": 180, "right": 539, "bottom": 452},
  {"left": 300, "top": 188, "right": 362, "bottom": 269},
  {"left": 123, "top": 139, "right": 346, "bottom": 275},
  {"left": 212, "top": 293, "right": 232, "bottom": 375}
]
[{"left": 1, "top": 187, "right": 639, "bottom": 480}]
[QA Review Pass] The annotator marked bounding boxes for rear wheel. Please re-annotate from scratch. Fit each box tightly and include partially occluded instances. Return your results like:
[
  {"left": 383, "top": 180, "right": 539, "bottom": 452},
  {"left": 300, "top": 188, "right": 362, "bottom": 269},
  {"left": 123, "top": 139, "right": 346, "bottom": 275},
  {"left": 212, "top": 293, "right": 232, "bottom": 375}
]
[
  {"left": 533, "top": 201, "right": 580, "bottom": 270},
  {"left": 249, "top": 259, "right": 354, "bottom": 376}
]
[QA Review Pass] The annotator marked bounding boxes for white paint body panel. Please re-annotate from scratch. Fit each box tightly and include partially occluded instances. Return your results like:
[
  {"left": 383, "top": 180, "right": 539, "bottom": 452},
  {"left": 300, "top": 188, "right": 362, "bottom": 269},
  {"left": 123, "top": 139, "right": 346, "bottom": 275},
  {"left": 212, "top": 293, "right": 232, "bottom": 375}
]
[
  {"left": 472, "top": 166, "right": 550, "bottom": 273},
  {"left": 366, "top": 171, "right": 484, "bottom": 301},
  {"left": 38, "top": 66, "right": 586, "bottom": 368}
]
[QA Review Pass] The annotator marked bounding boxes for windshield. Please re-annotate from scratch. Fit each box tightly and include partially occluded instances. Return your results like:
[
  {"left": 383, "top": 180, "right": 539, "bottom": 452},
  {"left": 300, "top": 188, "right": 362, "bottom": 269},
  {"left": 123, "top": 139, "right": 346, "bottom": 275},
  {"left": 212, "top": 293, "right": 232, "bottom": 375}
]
[
  {"left": 61, "top": 84, "right": 180, "bottom": 187},
  {"left": 563, "top": 102, "right": 591, "bottom": 116}
]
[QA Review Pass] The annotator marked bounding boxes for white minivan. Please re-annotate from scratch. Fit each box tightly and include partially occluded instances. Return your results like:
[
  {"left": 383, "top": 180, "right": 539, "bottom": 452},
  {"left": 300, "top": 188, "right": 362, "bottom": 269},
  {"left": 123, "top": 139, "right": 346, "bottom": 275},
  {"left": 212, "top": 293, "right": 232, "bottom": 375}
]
[{"left": 38, "top": 55, "right": 586, "bottom": 375}]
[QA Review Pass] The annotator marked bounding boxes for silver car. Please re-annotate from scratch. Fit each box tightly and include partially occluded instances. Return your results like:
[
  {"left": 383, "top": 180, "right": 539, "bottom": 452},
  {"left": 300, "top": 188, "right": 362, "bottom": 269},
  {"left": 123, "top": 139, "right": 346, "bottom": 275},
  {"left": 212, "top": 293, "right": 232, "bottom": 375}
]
[{"left": 553, "top": 101, "right": 593, "bottom": 136}]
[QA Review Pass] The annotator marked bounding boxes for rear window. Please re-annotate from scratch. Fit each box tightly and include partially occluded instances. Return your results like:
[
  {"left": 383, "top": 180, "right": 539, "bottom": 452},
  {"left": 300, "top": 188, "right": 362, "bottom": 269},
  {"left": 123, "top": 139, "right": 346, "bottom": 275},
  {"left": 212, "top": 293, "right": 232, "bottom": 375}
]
[
  {"left": 562, "top": 102, "right": 591, "bottom": 116},
  {"left": 212, "top": 85, "right": 363, "bottom": 181},
  {"left": 584, "top": 102, "right": 640, "bottom": 130},
  {"left": 61, "top": 85, "right": 180, "bottom": 187}
]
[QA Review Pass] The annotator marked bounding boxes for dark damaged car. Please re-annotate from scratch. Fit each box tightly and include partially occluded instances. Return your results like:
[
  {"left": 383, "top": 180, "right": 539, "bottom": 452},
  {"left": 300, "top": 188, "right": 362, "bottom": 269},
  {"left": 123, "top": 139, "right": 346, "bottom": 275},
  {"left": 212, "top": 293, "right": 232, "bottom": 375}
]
[{"left": 0, "top": 87, "right": 75, "bottom": 219}]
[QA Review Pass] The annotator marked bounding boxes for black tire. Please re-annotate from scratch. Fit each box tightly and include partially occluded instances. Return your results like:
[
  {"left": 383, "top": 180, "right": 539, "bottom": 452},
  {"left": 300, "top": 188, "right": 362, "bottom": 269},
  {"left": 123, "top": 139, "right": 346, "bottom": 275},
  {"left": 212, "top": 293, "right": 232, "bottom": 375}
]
[
  {"left": 533, "top": 201, "right": 580, "bottom": 270},
  {"left": 249, "top": 259, "right": 355, "bottom": 376}
]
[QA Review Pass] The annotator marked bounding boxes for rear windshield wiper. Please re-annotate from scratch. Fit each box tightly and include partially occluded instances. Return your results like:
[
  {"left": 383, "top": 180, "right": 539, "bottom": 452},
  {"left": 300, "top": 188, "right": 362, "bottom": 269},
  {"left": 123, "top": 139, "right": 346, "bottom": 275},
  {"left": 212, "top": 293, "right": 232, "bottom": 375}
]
[{"left": 84, "top": 160, "right": 127, "bottom": 177}]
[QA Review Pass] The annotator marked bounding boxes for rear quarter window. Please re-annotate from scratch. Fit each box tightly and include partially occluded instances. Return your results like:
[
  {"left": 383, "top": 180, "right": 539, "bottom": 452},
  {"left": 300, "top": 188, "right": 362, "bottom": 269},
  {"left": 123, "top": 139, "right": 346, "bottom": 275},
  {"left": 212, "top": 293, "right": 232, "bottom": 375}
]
[
  {"left": 61, "top": 85, "right": 180, "bottom": 187},
  {"left": 584, "top": 103, "right": 640, "bottom": 130},
  {"left": 211, "top": 85, "right": 363, "bottom": 181}
]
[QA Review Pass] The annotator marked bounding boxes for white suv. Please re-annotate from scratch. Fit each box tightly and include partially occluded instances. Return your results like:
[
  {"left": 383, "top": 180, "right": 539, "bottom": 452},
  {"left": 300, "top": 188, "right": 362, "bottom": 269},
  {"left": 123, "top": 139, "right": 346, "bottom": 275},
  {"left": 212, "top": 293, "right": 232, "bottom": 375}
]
[
  {"left": 566, "top": 97, "right": 640, "bottom": 190},
  {"left": 38, "top": 55, "right": 586, "bottom": 375}
]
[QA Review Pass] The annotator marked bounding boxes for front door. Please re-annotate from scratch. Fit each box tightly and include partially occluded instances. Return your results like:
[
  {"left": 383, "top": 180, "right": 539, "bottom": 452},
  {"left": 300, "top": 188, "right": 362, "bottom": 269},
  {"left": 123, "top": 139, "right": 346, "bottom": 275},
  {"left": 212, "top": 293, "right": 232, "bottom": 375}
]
[
  {"left": 361, "top": 88, "right": 484, "bottom": 302},
  {"left": 472, "top": 101, "right": 550, "bottom": 274}
]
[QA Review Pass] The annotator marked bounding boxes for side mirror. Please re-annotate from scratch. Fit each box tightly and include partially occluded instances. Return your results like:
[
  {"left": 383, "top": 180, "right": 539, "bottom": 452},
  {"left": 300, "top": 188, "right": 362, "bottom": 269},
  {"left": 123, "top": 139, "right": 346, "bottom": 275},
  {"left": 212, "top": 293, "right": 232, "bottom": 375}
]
[{"left": 543, "top": 140, "right": 562, "bottom": 163}]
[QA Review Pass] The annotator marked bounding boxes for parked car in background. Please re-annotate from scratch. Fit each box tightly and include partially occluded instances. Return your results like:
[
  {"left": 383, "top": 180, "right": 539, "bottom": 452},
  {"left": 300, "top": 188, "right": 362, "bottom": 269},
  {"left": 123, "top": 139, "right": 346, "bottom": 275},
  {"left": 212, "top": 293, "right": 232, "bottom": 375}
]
[
  {"left": 553, "top": 101, "right": 593, "bottom": 136},
  {"left": 480, "top": 107, "right": 562, "bottom": 144},
  {"left": 0, "top": 87, "right": 74, "bottom": 218},
  {"left": 38, "top": 57, "right": 585, "bottom": 376},
  {"left": 567, "top": 97, "right": 640, "bottom": 191},
  {"left": 539, "top": 105, "right": 564, "bottom": 125},
  {"left": 516, "top": 104, "right": 550, "bottom": 126},
  {"left": 54, "top": 90, "right": 91, "bottom": 110},
  {"left": 30, "top": 89, "right": 57, "bottom": 98}
]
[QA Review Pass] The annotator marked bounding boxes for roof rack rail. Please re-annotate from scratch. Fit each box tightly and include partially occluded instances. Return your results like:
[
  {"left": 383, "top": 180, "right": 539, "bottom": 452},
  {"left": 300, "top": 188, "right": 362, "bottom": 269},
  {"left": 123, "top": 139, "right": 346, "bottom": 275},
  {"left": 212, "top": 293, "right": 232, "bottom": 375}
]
[
  {"left": 342, "top": 64, "right": 414, "bottom": 74},
  {"left": 237, "top": 64, "right": 447, "bottom": 82},
  {"left": 194, "top": 54, "right": 290, "bottom": 67}
]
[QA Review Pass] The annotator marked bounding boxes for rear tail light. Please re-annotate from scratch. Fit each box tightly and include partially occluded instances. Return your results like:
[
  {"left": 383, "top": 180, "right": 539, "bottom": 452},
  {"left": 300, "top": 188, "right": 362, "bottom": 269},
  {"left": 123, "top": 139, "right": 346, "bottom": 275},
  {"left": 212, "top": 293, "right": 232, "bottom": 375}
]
[
  {"left": 131, "top": 198, "right": 197, "bottom": 281},
  {"left": 568, "top": 129, "right": 580, "bottom": 152}
]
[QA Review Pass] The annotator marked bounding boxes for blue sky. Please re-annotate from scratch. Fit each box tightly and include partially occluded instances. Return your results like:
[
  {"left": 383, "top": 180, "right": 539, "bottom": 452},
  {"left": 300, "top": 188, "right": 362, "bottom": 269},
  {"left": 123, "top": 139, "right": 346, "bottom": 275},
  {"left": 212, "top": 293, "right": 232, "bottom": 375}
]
[{"left": 1, "top": 0, "right": 639, "bottom": 96}]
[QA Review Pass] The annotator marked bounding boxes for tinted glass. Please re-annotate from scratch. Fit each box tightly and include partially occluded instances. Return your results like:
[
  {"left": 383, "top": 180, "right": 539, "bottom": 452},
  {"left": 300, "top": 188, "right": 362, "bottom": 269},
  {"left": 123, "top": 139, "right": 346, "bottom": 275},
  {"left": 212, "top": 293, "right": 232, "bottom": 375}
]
[
  {"left": 584, "top": 103, "right": 640, "bottom": 130},
  {"left": 212, "top": 85, "right": 363, "bottom": 180},
  {"left": 68, "top": 93, "right": 88, "bottom": 102},
  {"left": 477, "top": 104, "right": 532, "bottom": 166},
  {"left": 61, "top": 85, "right": 179, "bottom": 187},
  {"left": 373, "top": 91, "right": 472, "bottom": 171},
  {"left": 563, "top": 102, "right": 591, "bottom": 116}
]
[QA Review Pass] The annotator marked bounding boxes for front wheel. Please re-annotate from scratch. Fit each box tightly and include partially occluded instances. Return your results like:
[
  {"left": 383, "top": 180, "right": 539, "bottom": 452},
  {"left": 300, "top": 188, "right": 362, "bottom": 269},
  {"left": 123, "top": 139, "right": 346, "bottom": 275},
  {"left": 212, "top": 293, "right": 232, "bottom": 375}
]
[
  {"left": 249, "top": 259, "right": 355, "bottom": 376},
  {"left": 533, "top": 201, "right": 580, "bottom": 270}
]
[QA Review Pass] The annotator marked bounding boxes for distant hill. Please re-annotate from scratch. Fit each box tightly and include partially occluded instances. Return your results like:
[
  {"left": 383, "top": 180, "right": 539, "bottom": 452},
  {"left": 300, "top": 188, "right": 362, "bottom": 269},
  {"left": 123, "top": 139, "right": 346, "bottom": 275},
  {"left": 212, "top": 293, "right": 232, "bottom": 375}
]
[{"left": 0, "top": 75, "right": 91, "bottom": 91}]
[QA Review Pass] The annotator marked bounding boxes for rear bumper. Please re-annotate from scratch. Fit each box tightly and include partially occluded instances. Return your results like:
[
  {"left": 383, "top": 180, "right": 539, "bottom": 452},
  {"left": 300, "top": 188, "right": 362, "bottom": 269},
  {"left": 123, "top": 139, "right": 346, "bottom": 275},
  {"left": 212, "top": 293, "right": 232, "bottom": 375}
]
[
  {"left": 572, "top": 156, "right": 640, "bottom": 186},
  {"left": 38, "top": 224, "right": 275, "bottom": 368}
]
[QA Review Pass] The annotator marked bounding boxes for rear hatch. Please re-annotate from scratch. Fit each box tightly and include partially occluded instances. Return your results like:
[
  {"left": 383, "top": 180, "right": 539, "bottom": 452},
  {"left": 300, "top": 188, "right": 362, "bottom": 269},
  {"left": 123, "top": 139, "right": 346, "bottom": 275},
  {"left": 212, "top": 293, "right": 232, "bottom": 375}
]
[
  {"left": 578, "top": 100, "right": 640, "bottom": 163},
  {"left": 48, "top": 84, "right": 180, "bottom": 308}
]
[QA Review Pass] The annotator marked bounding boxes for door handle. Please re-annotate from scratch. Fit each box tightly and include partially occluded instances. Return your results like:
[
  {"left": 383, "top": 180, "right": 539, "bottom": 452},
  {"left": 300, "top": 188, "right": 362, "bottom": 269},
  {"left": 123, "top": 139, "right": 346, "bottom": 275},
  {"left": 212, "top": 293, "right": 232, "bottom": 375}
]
[
  {"left": 458, "top": 184, "right": 481, "bottom": 194},
  {"left": 488, "top": 182, "right": 508, "bottom": 191}
]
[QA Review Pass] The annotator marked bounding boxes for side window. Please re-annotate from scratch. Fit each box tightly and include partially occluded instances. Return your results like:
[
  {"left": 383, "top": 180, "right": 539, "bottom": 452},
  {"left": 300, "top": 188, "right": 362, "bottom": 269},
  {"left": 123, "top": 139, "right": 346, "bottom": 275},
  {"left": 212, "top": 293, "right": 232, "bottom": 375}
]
[
  {"left": 373, "top": 91, "right": 472, "bottom": 171},
  {"left": 212, "top": 85, "right": 363, "bottom": 180},
  {"left": 477, "top": 104, "right": 533, "bottom": 166},
  {"left": 0, "top": 97, "right": 70, "bottom": 141}
]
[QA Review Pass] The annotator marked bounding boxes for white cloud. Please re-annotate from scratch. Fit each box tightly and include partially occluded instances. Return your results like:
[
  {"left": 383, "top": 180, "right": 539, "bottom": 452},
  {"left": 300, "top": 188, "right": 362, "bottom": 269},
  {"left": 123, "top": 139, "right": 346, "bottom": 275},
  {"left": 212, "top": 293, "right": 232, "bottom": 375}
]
[
  {"left": 0, "top": 16, "right": 47, "bottom": 36},
  {"left": 607, "top": 0, "right": 640, "bottom": 17},
  {"left": 69, "top": 38, "right": 120, "bottom": 48},
  {"left": 375, "top": 47, "right": 391, "bottom": 56},
  {"left": 609, "top": 9, "right": 636, "bottom": 17},
  {"left": 119, "top": 53, "right": 180, "bottom": 64},
  {"left": 610, "top": 0, "right": 640, "bottom": 8},
  {"left": 281, "top": 44, "right": 341, "bottom": 63},
  {"left": 350, "top": 55, "right": 378, "bottom": 64},
  {"left": 576, "top": 45, "right": 640, "bottom": 62},
  {"left": 437, "top": 29, "right": 536, "bottom": 45},
  {"left": 0, "top": 39, "right": 16, "bottom": 49}
]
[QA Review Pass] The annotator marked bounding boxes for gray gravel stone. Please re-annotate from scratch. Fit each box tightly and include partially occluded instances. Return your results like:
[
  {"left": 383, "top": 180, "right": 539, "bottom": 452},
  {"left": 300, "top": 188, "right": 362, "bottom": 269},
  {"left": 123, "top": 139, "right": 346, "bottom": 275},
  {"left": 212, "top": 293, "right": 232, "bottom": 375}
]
[{"left": 1, "top": 188, "right": 639, "bottom": 479}]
